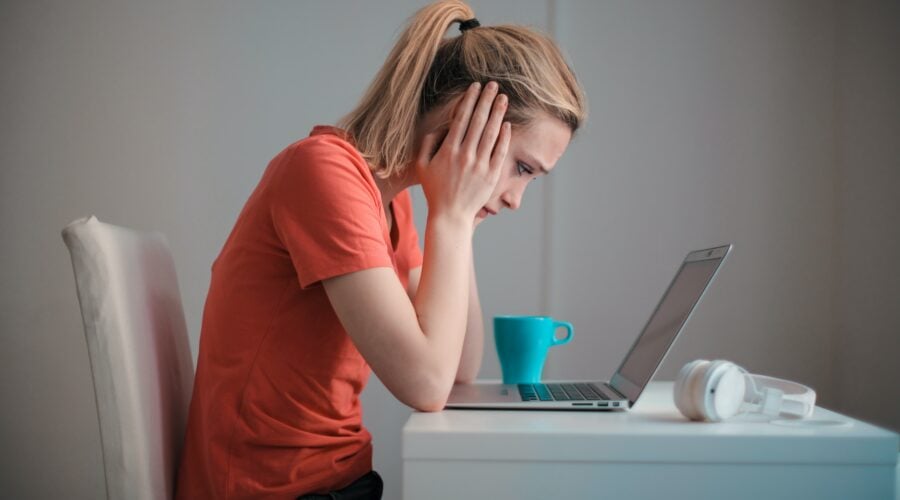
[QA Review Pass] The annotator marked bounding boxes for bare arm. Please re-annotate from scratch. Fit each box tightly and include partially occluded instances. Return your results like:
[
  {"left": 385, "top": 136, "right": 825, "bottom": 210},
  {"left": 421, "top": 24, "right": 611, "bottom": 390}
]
[
  {"left": 322, "top": 82, "right": 509, "bottom": 412},
  {"left": 323, "top": 215, "right": 473, "bottom": 412},
  {"left": 406, "top": 255, "right": 484, "bottom": 384},
  {"left": 458, "top": 257, "right": 485, "bottom": 383}
]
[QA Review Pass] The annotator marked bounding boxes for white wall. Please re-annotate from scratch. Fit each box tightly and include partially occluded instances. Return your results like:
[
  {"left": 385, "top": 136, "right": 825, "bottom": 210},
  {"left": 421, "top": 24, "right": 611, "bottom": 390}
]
[
  {"left": 547, "top": 0, "right": 839, "bottom": 401},
  {"left": 1, "top": 1, "right": 896, "bottom": 498},
  {"left": 833, "top": 0, "right": 900, "bottom": 434}
]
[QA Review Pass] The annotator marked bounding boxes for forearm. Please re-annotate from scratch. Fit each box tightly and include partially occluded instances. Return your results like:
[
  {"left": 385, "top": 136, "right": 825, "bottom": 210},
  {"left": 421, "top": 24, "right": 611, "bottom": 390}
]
[
  {"left": 456, "top": 256, "right": 484, "bottom": 383},
  {"left": 413, "top": 214, "right": 474, "bottom": 400}
]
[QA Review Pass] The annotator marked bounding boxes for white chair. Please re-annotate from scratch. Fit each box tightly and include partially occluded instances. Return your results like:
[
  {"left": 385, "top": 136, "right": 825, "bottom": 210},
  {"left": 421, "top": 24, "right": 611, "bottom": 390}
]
[{"left": 62, "top": 215, "right": 194, "bottom": 500}]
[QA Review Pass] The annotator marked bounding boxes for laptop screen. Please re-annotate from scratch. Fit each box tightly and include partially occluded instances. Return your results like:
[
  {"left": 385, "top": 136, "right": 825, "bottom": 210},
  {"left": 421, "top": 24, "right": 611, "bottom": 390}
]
[{"left": 610, "top": 246, "right": 730, "bottom": 404}]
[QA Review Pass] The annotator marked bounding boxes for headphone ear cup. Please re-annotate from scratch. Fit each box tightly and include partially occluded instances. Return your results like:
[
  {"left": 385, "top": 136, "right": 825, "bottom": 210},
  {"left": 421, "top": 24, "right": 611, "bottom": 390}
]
[
  {"left": 700, "top": 361, "right": 747, "bottom": 421},
  {"left": 711, "top": 365, "right": 746, "bottom": 420},
  {"left": 694, "top": 360, "right": 730, "bottom": 421},
  {"left": 674, "top": 360, "right": 709, "bottom": 420}
]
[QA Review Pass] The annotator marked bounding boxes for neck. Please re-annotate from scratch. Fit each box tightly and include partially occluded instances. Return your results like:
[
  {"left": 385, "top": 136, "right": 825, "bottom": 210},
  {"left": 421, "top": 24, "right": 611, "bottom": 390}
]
[
  {"left": 372, "top": 166, "right": 418, "bottom": 209},
  {"left": 369, "top": 109, "right": 440, "bottom": 208}
]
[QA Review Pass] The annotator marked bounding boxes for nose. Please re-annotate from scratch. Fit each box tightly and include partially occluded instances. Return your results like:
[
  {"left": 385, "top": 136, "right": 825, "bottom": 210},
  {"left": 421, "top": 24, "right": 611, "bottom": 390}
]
[{"left": 500, "top": 183, "right": 526, "bottom": 211}]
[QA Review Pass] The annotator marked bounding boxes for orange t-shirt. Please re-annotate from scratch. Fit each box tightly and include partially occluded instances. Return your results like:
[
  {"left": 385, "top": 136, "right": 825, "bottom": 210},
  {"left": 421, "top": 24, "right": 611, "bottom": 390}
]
[{"left": 176, "top": 126, "right": 423, "bottom": 499}]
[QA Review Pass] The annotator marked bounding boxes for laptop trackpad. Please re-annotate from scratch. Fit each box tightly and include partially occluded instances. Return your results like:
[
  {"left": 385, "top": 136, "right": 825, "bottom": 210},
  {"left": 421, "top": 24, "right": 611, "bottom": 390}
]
[{"left": 447, "top": 383, "right": 520, "bottom": 405}]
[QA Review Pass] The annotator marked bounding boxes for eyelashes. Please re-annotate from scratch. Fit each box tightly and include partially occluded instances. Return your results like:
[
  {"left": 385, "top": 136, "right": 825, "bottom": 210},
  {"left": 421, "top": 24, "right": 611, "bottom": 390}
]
[{"left": 516, "top": 162, "right": 534, "bottom": 176}]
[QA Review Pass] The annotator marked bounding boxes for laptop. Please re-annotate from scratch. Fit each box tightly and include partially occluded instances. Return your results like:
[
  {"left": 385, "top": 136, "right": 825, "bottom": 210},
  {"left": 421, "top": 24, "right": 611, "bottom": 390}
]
[{"left": 445, "top": 244, "right": 732, "bottom": 411}]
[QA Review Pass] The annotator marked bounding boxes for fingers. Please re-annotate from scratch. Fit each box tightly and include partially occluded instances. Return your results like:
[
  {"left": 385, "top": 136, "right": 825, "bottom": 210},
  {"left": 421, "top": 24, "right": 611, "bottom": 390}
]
[
  {"left": 461, "top": 81, "right": 501, "bottom": 154},
  {"left": 476, "top": 93, "right": 508, "bottom": 161},
  {"left": 444, "top": 82, "right": 482, "bottom": 147},
  {"left": 489, "top": 122, "right": 512, "bottom": 178}
]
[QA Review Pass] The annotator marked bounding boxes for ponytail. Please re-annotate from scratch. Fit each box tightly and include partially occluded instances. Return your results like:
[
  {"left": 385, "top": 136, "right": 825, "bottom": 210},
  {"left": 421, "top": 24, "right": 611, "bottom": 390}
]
[
  {"left": 337, "top": 0, "right": 475, "bottom": 179},
  {"left": 337, "top": 0, "right": 587, "bottom": 179}
]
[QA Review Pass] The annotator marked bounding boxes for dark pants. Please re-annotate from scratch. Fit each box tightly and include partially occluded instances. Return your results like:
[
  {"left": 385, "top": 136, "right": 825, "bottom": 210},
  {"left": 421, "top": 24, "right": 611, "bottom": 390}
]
[{"left": 296, "top": 471, "right": 383, "bottom": 500}]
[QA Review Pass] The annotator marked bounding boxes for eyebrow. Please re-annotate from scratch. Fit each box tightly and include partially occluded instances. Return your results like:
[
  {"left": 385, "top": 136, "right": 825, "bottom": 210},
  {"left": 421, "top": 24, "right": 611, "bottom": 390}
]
[{"left": 523, "top": 156, "right": 550, "bottom": 174}]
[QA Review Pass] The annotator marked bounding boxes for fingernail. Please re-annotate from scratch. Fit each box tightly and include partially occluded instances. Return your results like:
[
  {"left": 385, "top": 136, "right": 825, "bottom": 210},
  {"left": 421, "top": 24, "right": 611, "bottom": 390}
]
[
  {"left": 488, "top": 81, "right": 498, "bottom": 90},
  {"left": 472, "top": 81, "right": 481, "bottom": 90}
]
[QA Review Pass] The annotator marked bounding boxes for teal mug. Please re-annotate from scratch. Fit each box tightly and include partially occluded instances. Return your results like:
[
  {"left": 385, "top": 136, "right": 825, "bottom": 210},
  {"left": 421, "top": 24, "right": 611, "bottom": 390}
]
[{"left": 494, "top": 315, "right": 574, "bottom": 385}]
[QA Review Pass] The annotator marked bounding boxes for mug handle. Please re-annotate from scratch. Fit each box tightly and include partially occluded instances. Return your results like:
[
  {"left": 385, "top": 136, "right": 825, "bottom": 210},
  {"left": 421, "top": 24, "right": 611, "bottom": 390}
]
[{"left": 551, "top": 321, "right": 574, "bottom": 346}]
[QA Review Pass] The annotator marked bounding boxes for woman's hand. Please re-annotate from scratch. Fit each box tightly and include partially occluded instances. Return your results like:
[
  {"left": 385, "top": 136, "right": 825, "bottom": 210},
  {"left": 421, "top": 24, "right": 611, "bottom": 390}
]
[{"left": 416, "top": 81, "right": 511, "bottom": 225}]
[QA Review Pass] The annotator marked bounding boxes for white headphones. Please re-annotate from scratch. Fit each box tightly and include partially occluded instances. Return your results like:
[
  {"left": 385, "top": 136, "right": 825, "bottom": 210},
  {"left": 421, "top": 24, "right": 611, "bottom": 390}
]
[{"left": 673, "top": 359, "right": 817, "bottom": 422}]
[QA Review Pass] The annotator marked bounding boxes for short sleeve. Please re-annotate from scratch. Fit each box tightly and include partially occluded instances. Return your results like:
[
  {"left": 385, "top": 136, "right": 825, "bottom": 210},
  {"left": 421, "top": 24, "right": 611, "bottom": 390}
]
[
  {"left": 394, "top": 190, "right": 423, "bottom": 271},
  {"left": 268, "top": 135, "right": 393, "bottom": 288}
]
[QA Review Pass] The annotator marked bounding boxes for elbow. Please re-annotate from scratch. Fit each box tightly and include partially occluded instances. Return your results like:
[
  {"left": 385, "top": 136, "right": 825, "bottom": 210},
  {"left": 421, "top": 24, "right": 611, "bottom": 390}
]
[
  {"left": 390, "top": 349, "right": 463, "bottom": 412},
  {"left": 407, "top": 389, "right": 449, "bottom": 412},
  {"left": 405, "top": 371, "right": 453, "bottom": 413},
  {"left": 411, "top": 398, "right": 447, "bottom": 413}
]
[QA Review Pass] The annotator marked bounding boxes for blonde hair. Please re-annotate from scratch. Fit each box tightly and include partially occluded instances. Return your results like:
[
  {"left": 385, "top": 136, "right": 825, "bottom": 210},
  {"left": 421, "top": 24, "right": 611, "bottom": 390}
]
[{"left": 337, "top": 0, "right": 587, "bottom": 179}]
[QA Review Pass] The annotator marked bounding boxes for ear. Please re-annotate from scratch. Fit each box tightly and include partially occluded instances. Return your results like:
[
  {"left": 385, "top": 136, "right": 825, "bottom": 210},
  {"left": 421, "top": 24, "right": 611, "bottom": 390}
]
[
  {"left": 434, "top": 93, "right": 466, "bottom": 129},
  {"left": 430, "top": 126, "right": 449, "bottom": 157}
]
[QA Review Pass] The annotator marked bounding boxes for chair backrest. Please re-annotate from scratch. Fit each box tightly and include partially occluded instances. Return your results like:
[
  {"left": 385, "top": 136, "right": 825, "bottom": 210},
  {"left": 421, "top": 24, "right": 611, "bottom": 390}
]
[{"left": 62, "top": 216, "right": 194, "bottom": 500}]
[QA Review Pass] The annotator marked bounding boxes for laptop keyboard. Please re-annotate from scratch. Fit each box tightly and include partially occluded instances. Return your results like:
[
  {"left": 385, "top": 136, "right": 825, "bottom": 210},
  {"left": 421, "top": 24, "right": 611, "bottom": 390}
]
[{"left": 518, "top": 382, "right": 611, "bottom": 402}]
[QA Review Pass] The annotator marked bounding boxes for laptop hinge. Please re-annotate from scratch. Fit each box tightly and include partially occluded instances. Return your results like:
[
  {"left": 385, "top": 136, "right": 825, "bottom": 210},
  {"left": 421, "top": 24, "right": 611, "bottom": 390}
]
[{"left": 604, "top": 382, "right": 628, "bottom": 400}]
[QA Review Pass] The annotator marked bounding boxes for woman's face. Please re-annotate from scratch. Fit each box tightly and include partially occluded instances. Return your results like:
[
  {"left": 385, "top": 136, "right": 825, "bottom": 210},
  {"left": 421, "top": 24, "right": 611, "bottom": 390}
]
[
  {"left": 415, "top": 99, "right": 572, "bottom": 220},
  {"left": 475, "top": 113, "right": 572, "bottom": 220}
]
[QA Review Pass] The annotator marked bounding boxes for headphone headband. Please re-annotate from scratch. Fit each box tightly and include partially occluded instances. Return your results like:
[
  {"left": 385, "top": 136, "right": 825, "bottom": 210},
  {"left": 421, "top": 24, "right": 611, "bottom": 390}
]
[
  {"left": 747, "top": 374, "right": 816, "bottom": 419},
  {"left": 674, "top": 359, "right": 816, "bottom": 422}
]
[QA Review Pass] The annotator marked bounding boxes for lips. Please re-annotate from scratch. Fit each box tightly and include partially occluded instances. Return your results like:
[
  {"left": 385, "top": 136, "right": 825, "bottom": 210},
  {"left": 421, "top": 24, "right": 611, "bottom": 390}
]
[{"left": 478, "top": 207, "right": 498, "bottom": 218}]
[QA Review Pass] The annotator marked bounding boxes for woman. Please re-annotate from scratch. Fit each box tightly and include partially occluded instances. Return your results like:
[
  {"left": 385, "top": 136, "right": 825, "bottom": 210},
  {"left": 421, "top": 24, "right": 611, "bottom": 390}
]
[{"left": 176, "top": 1, "right": 586, "bottom": 498}]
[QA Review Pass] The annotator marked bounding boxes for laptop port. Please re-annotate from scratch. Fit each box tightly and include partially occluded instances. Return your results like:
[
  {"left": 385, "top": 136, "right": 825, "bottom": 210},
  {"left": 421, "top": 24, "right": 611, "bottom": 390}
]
[
  {"left": 598, "top": 402, "right": 609, "bottom": 407},
  {"left": 572, "top": 402, "right": 592, "bottom": 406},
  {"left": 612, "top": 402, "right": 619, "bottom": 407}
]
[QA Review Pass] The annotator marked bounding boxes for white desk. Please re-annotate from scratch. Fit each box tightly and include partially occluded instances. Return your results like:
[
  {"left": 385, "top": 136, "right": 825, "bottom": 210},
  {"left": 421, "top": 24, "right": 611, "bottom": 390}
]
[{"left": 402, "top": 382, "right": 898, "bottom": 500}]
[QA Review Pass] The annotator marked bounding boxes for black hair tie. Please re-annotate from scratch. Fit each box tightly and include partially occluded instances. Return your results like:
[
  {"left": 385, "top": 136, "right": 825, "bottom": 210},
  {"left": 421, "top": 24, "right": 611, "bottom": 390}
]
[{"left": 459, "top": 18, "right": 480, "bottom": 33}]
